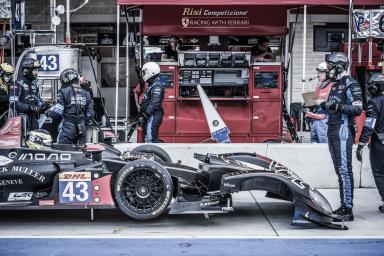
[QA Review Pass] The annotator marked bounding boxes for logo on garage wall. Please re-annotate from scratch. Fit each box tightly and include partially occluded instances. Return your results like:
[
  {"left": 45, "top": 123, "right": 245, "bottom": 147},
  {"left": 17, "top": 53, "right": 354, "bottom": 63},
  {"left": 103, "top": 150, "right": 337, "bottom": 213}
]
[
  {"left": 181, "top": 7, "right": 250, "bottom": 29},
  {"left": 182, "top": 18, "right": 189, "bottom": 28}
]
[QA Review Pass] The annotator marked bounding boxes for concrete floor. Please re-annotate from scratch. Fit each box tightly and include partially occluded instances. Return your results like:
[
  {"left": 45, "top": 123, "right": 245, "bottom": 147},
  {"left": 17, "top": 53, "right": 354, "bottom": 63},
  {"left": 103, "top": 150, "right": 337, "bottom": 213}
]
[{"left": 0, "top": 189, "right": 382, "bottom": 238}]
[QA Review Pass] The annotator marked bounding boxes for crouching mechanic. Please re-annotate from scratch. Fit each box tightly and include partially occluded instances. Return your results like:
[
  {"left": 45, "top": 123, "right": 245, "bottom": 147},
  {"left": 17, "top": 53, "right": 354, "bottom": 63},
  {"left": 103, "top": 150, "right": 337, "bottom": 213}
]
[
  {"left": 47, "top": 68, "right": 94, "bottom": 144},
  {"left": 9, "top": 58, "right": 42, "bottom": 130},
  {"left": 304, "top": 62, "right": 332, "bottom": 143},
  {"left": 356, "top": 73, "right": 384, "bottom": 213},
  {"left": 139, "top": 62, "right": 164, "bottom": 143},
  {"left": 319, "top": 52, "right": 363, "bottom": 220}
]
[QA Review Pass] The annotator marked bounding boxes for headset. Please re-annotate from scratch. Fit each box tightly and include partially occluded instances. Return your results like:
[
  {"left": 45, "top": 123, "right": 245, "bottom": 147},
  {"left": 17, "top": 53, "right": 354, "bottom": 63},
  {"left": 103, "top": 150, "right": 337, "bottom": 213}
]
[
  {"left": 60, "top": 68, "right": 79, "bottom": 85},
  {"left": 368, "top": 82, "right": 384, "bottom": 97}
]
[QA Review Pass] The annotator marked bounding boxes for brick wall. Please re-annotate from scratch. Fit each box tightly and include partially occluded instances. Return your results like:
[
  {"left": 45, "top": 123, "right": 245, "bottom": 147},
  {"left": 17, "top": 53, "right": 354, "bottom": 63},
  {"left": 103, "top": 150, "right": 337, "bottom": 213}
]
[{"left": 290, "top": 22, "right": 328, "bottom": 104}]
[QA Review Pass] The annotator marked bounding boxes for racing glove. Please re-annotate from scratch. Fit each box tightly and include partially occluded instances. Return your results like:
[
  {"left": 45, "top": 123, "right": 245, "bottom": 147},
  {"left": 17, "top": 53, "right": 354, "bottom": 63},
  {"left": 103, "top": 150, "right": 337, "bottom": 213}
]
[
  {"left": 29, "top": 106, "right": 40, "bottom": 113},
  {"left": 356, "top": 143, "right": 365, "bottom": 162},
  {"left": 320, "top": 102, "right": 341, "bottom": 112}
]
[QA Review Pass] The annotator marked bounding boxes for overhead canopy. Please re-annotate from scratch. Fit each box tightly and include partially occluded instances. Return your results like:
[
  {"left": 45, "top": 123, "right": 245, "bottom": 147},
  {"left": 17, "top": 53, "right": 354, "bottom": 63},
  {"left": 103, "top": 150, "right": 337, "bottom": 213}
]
[{"left": 117, "top": 0, "right": 381, "bottom": 5}]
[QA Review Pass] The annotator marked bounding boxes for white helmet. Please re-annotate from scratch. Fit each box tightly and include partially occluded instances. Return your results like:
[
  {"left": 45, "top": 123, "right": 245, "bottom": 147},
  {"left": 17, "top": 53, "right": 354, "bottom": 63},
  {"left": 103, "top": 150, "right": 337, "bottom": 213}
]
[
  {"left": 141, "top": 62, "right": 160, "bottom": 82},
  {"left": 316, "top": 62, "right": 328, "bottom": 73}
]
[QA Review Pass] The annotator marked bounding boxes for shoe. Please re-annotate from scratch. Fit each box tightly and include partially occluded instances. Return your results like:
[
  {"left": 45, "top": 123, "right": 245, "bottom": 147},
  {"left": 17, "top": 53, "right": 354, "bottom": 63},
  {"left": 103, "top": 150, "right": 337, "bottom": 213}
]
[
  {"left": 379, "top": 205, "right": 384, "bottom": 213},
  {"left": 332, "top": 206, "right": 354, "bottom": 222}
]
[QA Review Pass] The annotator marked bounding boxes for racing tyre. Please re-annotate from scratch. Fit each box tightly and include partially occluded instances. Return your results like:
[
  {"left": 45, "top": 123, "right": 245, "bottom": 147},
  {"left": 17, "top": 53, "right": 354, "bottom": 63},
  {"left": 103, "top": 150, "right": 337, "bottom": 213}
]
[
  {"left": 131, "top": 144, "right": 172, "bottom": 163},
  {"left": 114, "top": 159, "right": 173, "bottom": 220}
]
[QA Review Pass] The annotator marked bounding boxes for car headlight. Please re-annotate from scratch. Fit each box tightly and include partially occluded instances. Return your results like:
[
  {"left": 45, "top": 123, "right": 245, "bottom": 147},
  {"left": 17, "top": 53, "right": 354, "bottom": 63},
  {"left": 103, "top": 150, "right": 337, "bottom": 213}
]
[{"left": 309, "top": 189, "right": 332, "bottom": 213}]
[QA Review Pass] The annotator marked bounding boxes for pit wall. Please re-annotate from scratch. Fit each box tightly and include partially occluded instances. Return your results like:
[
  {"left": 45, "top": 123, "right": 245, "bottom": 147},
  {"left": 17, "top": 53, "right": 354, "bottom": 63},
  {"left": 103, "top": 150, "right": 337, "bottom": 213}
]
[{"left": 115, "top": 143, "right": 375, "bottom": 189}]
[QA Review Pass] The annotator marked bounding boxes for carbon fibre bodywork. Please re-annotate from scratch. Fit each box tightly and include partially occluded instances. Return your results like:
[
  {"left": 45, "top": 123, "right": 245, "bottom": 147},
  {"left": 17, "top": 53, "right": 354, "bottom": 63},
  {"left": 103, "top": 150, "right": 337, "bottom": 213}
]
[{"left": 0, "top": 118, "right": 345, "bottom": 229}]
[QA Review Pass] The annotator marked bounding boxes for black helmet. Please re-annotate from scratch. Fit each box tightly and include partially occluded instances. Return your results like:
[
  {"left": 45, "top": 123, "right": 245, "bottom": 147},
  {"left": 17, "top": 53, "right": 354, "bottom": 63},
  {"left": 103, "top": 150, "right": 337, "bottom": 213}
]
[
  {"left": 325, "top": 52, "right": 349, "bottom": 78},
  {"left": 60, "top": 68, "right": 79, "bottom": 86},
  {"left": 22, "top": 58, "right": 41, "bottom": 79},
  {"left": 367, "top": 73, "right": 384, "bottom": 97}
]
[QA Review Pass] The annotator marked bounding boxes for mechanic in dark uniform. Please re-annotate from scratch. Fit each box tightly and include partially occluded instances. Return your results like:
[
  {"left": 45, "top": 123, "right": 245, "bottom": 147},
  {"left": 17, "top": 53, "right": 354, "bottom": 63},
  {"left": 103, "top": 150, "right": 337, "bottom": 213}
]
[
  {"left": 9, "top": 58, "right": 42, "bottom": 130},
  {"left": 139, "top": 62, "right": 164, "bottom": 143},
  {"left": 319, "top": 52, "right": 363, "bottom": 220},
  {"left": 356, "top": 73, "right": 384, "bottom": 213},
  {"left": 47, "top": 68, "right": 94, "bottom": 144},
  {"left": 0, "top": 63, "right": 13, "bottom": 126}
]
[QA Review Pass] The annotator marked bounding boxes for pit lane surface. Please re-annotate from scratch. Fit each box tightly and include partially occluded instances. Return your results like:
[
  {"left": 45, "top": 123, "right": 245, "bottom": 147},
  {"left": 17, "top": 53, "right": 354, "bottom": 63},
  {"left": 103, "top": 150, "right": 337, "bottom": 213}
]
[
  {"left": 0, "top": 189, "right": 383, "bottom": 237},
  {"left": 0, "top": 189, "right": 383, "bottom": 255},
  {"left": 0, "top": 238, "right": 383, "bottom": 256}
]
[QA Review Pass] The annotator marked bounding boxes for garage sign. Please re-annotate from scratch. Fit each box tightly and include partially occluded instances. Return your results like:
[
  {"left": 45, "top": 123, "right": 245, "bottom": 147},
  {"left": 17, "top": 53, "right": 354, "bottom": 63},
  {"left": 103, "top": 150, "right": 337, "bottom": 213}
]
[{"left": 37, "top": 54, "right": 60, "bottom": 72}]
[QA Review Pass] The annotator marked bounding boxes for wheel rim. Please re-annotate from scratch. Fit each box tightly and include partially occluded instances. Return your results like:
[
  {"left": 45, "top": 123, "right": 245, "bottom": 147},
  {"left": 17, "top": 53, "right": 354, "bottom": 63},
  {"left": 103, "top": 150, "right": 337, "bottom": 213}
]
[{"left": 120, "top": 167, "right": 166, "bottom": 214}]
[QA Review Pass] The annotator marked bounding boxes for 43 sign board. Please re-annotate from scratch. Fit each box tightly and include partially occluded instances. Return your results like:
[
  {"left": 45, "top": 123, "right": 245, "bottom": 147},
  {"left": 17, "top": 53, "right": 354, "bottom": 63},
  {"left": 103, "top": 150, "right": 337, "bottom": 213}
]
[
  {"left": 37, "top": 54, "right": 60, "bottom": 72},
  {"left": 59, "top": 172, "right": 92, "bottom": 204}
]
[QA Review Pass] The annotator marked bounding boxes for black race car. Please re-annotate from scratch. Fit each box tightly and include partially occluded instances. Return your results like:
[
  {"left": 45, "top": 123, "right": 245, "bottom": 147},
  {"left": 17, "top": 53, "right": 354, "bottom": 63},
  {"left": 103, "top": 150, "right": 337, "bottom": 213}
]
[{"left": 0, "top": 117, "right": 347, "bottom": 229}]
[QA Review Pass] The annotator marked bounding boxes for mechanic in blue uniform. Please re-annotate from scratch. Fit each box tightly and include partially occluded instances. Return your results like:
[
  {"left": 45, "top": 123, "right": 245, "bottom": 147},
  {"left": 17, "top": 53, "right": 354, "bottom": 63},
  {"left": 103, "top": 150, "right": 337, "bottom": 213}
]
[
  {"left": 356, "top": 73, "right": 384, "bottom": 213},
  {"left": 138, "top": 62, "right": 164, "bottom": 143},
  {"left": 47, "top": 68, "right": 94, "bottom": 144},
  {"left": 319, "top": 52, "right": 363, "bottom": 220},
  {"left": 9, "top": 58, "right": 42, "bottom": 130}
]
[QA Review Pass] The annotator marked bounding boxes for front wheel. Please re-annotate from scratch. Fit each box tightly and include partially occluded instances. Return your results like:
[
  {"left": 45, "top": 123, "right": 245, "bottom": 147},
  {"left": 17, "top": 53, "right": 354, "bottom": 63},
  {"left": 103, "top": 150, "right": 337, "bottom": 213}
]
[{"left": 114, "top": 159, "right": 173, "bottom": 220}]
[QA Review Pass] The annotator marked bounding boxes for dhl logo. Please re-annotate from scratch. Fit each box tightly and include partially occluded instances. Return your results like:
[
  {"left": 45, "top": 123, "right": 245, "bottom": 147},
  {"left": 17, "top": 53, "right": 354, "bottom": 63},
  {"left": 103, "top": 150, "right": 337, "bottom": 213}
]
[{"left": 59, "top": 172, "right": 91, "bottom": 181}]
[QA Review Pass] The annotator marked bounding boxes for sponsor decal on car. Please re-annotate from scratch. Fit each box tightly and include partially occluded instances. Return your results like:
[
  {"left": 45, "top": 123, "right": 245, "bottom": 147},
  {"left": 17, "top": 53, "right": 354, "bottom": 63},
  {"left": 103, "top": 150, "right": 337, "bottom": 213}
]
[
  {"left": 0, "top": 139, "right": 17, "bottom": 145},
  {"left": 152, "top": 191, "right": 171, "bottom": 216},
  {"left": 0, "top": 179, "right": 23, "bottom": 186},
  {"left": 59, "top": 172, "right": 91, "bottom": 181},
  {"left": 39, "top": 200, "right": 55, "bottom": 206},
  {"left": 8, "top": 192, "right": 33, "bottom": 201},
  {"left": 18, "top": 153, "right": 71, "bottom": 161},
  {"left": 0, "top": 166, "right": 46, "bottom": 183},
  {"left": 0, "top": 155, "right": 13, "bottom": 166},
  {"left": 59, "top": 172, "right": 92, "bottom": 204}
]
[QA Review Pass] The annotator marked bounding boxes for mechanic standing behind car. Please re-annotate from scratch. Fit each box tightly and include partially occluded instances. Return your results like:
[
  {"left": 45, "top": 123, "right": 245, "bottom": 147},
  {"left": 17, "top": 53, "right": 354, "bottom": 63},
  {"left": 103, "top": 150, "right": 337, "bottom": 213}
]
[
  {"left": 47, "top": 68, "right": 94, "bottom": 144},
  {"left": 319, "top": 52, "right": 363, "bottom": 221},
  {"left": 139, "top": 62, "right": 164, "bottom": 143},
  {"left": 356, "top": 73, "right": 384, "bottom": 213},
  {"left": 304, "top": 62, "right": 332, "bottom": 143},
  {"left": 0, "top": 63, "right": 13, "bottom": 126},
  {"left": 9, "top": 58, "right": 42, "bottom": 130}
]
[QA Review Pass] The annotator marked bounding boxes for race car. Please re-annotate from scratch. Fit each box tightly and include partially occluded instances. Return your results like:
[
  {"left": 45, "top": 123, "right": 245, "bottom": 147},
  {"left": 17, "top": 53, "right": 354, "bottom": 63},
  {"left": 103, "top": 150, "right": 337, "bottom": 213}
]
[{"left": 0, "top": 117, "right": 347, "bottom": 230}]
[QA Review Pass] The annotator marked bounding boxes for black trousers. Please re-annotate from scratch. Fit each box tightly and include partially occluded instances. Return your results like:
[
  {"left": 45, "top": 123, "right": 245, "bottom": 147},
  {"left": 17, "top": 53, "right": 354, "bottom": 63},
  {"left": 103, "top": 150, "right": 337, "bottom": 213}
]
[{"left": 370, "top": 139, "right": 384, "bottom": 203}]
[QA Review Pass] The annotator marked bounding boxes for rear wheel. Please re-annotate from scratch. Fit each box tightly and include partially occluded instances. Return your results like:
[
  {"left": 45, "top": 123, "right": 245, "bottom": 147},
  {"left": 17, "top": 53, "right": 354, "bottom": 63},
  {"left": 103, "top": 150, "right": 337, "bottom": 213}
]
[
  {"left": 114, "top": 159, "right": 173, "bottom": 220},
  {"left": 131, "top": 144, "right": 172, "bottom": 163}
]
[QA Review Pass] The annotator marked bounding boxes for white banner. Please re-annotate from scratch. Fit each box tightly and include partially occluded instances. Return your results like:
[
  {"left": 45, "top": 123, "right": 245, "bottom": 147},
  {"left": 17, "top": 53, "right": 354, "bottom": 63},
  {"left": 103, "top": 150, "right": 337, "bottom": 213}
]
[
  {"left": 0, "top": 0, "right": 11, "bottom": 19},
  {"left": 354, "top": 9, "right": 384, "bottom": 38},
  {"left": 371, "top": 10, "right": 384, "bottom": 38}
]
